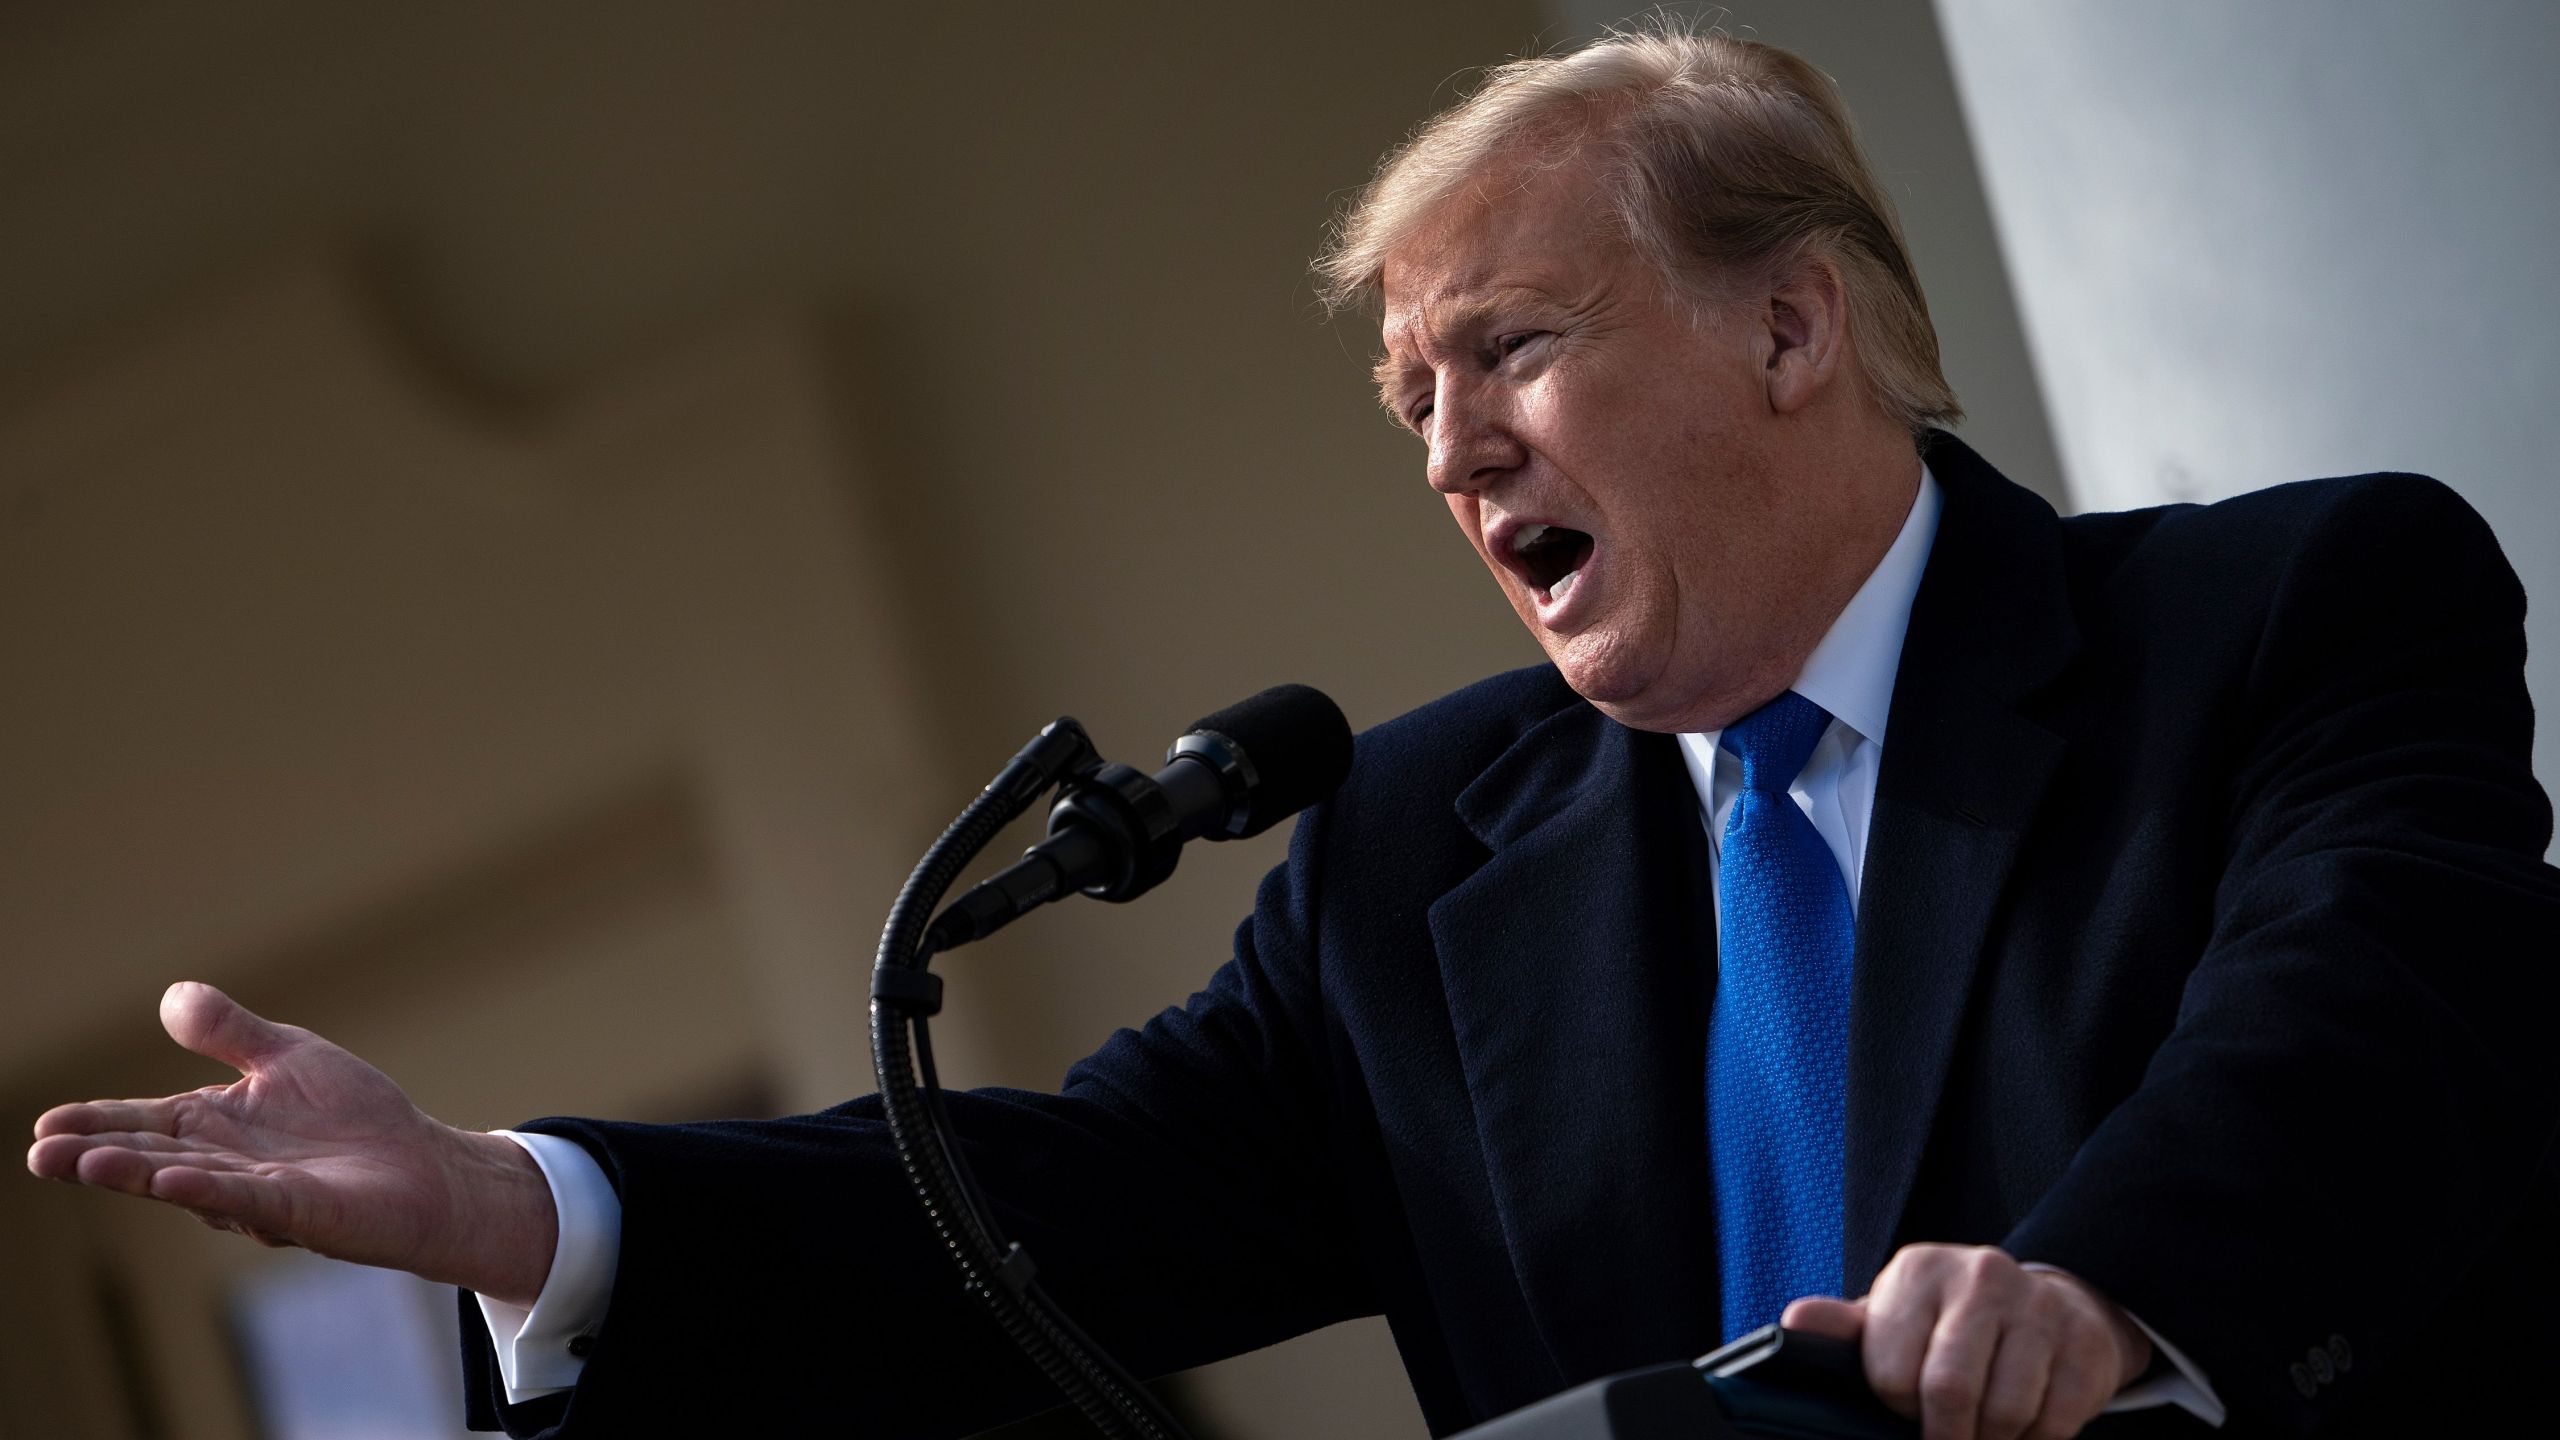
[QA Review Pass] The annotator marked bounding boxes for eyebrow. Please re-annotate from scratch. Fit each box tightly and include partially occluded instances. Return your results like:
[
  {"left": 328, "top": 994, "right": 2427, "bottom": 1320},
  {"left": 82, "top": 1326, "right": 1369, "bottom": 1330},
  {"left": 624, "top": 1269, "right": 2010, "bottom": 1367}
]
[
  {"left": 1372, "top": 353, "right": 1420, "bottom": 423},
  {"left": 1370, "top": 293, "right": 1515, "bottom": 424}
]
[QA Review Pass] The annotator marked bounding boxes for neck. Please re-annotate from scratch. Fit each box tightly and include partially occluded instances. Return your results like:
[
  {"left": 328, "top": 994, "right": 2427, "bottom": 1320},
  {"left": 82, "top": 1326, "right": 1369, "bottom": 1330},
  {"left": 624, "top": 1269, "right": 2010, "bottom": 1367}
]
[{"left": 1695, "top": 430, "right": 1923, "bottom": 732}]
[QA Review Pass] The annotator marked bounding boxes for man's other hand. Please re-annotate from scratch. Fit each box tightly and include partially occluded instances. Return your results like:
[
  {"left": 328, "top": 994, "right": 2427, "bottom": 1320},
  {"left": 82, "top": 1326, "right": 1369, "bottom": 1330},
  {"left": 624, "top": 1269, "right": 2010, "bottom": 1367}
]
[
  {"left": 1781, "top": 1243, "right": 2152, "bottom": 1440},
  {"left": 25, "top": 981, "right": 558, "bottom": 1307}
]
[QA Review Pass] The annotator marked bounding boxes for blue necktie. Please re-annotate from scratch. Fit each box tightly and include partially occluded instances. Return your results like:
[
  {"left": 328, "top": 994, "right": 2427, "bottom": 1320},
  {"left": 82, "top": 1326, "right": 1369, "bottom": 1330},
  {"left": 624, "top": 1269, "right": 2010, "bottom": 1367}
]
[{"left": 1709, "top": 690, "right": 1856, "bottom": 1341}]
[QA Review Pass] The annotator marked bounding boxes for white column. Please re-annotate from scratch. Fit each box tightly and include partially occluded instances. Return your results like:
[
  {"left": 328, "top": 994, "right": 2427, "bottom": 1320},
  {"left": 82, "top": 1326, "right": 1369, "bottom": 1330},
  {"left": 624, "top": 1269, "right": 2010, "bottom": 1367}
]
[{"left": 1936, "top": 0, "right": 2560, "bottom": 842}]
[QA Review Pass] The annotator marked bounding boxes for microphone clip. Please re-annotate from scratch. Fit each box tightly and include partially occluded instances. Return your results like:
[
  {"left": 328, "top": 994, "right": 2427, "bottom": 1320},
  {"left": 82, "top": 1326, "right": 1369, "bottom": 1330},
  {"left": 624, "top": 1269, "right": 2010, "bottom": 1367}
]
[{"left": 1043, "top": 761, "right": 1191, "bottom": 904}]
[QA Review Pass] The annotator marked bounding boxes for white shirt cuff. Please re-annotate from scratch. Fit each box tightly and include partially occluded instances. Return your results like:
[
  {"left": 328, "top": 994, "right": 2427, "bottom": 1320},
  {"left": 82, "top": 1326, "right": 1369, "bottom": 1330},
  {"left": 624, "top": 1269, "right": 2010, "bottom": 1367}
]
[
  {"left": 474, "top": 1130, "right": 622, "bottom": 1405},
  {"left": 2019, "top": 1262, "right": 2226, "bottom": 1428}
]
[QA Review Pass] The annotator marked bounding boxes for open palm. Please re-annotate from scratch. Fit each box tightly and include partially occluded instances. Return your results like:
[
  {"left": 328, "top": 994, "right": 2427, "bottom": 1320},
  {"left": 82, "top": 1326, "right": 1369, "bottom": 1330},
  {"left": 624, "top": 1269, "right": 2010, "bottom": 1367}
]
[{"left": 26, "top": 982, "right": 554, "bottom": 1304}]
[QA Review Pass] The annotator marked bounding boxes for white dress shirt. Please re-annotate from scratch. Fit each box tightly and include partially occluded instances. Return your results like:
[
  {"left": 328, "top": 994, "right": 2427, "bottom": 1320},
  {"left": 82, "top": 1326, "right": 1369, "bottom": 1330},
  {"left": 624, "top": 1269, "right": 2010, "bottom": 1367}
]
[{"left": 483, "top": 461, "right": 2222, "bottom": 1425}]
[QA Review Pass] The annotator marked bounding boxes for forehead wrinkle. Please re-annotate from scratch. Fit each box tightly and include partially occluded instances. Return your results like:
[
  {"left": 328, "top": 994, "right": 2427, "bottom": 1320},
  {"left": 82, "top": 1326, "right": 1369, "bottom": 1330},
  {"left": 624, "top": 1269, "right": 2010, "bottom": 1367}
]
[{"left": 1379, "top": 279, "right": 1553, "bottom": 369}]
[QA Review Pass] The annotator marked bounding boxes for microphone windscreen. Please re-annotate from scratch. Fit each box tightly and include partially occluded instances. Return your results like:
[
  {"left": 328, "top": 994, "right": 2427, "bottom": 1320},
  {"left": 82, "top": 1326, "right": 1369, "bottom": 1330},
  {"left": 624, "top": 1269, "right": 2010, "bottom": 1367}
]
[{"left": 1186, "top": 684, "right": 1353, "bottom": 838}]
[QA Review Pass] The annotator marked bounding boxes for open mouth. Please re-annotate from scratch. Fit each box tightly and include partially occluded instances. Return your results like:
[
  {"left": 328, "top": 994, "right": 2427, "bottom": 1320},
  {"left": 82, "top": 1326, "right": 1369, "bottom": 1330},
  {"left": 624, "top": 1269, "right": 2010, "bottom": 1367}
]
[{"left": 1510, "top": 522, "right": 1596, "bottom": 600}]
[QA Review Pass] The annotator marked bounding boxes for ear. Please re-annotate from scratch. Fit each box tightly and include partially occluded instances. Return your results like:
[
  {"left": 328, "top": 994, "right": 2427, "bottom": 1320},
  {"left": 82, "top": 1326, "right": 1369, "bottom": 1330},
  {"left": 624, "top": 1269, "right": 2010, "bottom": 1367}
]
[{"left": 1759, "top": 255, "right": 1850, "bottom": 416}]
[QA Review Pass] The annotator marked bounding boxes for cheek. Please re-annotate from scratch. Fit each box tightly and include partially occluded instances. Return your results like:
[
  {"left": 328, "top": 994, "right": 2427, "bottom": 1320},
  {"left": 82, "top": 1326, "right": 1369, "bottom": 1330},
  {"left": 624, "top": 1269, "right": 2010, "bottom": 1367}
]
[
  {"left": 1446, "top": 493, "right": 1496, "bottom": 567},
  {"left": 1519, "top": 370, "right": 1664, "bottom": 506},
  {"left": 1514, "top": 380, "right": 1598, "bottom": 470}
]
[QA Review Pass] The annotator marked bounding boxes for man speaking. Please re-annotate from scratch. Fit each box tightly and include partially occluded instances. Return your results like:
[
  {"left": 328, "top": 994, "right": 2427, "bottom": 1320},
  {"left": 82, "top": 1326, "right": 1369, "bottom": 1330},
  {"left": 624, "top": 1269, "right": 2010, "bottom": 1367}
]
[{"left": 27, "top": 26, "right": 2560, "bottom": 1440}]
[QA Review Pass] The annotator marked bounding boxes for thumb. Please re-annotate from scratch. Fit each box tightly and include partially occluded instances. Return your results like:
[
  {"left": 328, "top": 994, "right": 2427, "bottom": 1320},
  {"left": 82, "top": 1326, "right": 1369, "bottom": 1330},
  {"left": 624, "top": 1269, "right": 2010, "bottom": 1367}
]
[
  {"left": 161, "top": 982, "right": 296, "bottom": 1072},
  {"left": 1780, "top": 1294, "right": 1867, "bottom": 1340}
]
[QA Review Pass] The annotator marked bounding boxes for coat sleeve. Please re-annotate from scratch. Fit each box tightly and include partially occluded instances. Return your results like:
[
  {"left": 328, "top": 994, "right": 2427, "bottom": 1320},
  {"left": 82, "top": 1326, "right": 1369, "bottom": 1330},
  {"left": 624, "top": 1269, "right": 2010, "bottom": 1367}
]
[
  {"left": 457, "top": 802, "right": 1372, "bottom": 1437},
  {"left": 2002, "top": 474, "right": 2560, "bottom": 1435}
]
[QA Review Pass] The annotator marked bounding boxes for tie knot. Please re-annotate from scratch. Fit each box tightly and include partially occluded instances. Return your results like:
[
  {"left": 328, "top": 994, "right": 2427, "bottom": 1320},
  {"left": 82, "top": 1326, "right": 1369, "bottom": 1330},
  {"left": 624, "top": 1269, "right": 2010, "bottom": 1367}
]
[{"left": 1718, "top": 691, "right": 1833, "bottom": 793}]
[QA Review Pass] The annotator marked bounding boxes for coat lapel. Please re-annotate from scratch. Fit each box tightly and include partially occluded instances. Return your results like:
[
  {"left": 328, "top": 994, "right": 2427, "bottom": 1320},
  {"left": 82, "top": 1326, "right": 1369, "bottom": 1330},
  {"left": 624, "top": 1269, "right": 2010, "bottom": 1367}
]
[
  {"left": 1429, "top": 702, "right": 1722, "bottom": 1392},
  {"left": 1841, "top": 433, "right": 2080, "bottom": 1288}
]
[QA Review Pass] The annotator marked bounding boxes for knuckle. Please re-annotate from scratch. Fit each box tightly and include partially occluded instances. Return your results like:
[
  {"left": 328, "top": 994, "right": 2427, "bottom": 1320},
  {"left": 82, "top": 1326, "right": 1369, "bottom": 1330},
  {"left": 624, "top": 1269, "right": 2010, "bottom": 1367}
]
[
  {"left": 2022, "top": 1281, "right": 2067, "bottom": 1327},
  {"left": 1939, "top": 1279, "right": 1993, "bottom": 1322},
  {"left": 1944, "top": 1250, "right": 1998, "bottom": 1298}
]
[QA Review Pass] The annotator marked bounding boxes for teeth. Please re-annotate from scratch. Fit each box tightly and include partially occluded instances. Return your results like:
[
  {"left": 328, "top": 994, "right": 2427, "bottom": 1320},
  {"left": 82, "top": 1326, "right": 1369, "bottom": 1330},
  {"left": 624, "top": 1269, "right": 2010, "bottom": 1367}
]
[
  {"left": 1549, "top": 567, "right": 1580, "bottom": 603},
  {"left": 1511, "top": 522, "right": 1549, "bottom": 554}
]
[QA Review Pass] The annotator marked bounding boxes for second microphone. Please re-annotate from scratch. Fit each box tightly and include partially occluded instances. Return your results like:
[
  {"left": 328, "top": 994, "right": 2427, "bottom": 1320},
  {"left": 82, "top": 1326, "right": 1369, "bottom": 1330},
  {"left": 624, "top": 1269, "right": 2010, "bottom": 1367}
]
[{"left": 927, "top": 684, "right": 1353, "bottom": 951}]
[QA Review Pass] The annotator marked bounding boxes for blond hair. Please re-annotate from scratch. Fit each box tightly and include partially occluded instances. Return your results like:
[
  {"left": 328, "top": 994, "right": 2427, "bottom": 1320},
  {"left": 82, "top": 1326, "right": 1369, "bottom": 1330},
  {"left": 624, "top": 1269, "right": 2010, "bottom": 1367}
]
[{"left": 1315, "top": 21, "right": 1962, "bottom": 439}]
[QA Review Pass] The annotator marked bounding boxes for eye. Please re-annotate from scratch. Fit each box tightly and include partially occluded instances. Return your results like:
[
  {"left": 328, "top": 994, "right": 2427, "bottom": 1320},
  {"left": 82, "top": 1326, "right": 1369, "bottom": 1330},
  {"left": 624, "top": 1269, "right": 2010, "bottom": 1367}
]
[
  {"left": 1407, "top": 399, "right": 1434, "bottom": 431},
  {"left": 1496, "top": 332, "right": 1541, "bottom": 359}
]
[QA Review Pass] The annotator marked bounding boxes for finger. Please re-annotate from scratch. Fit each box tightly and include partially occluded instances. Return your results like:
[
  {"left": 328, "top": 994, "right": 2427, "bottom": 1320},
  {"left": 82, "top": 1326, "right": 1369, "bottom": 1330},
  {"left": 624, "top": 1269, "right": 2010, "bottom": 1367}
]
[
  {"left": 151, "top": 1166, "right": 298, "bottom": 1241},
  {"left": 2027, "top": 1342, "right": 2109, "bottom": 1434},
  {"left": 32, "top": 1096, "right": 190, "bottom": 1140},
  {"left": 1979, "top": 1321, "right": 2056, "bottom": 1440},
  {"left": 1781, "top": 1295, "right": 1867, "bottom": 1340},
  {"left": 31, "top": 1130, "right": 203, "bottom": 1174},
  {"left": 1861, "top": 1264, "right": 1946, "bottom": 1418},
  {"left": 2027, "top": 1317, "right": 2119, "bottom": 1440},
  {"left": 36, "top": 1132, "right": 253, "bottom": 1187},
  {"left": 68, "top": 1141, "right": 190, "bottom": 1197},
  {"left": 161, "top": 981, "right": 296, "bottom": 1072},
  {"left": 1917, "top": 1299, "right": 2004, "bottom": 1440},
  {"left": 27, "top": 1132, "right": 82, "bottom": 1180}
]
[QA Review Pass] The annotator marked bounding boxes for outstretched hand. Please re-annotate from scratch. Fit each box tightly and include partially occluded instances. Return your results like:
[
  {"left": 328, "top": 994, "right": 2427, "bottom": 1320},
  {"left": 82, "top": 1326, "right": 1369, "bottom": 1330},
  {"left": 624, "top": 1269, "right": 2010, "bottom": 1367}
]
[{"left": 26, "top": 982, "right": 557, "bottom": 1307}]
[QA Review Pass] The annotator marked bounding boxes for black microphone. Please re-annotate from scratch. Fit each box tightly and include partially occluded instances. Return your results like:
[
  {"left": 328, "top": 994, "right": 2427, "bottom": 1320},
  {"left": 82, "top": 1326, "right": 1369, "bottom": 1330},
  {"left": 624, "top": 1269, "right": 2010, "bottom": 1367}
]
[{"left": 926, "top": 684, "right": 1352, "bottom": 950}]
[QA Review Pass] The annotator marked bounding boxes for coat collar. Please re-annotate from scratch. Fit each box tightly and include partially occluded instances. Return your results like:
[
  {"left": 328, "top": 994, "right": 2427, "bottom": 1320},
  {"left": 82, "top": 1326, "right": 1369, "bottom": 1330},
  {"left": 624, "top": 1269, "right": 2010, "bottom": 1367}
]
[{"left": 1427, "top": 431, "right": 2079, "bottom": 1382}]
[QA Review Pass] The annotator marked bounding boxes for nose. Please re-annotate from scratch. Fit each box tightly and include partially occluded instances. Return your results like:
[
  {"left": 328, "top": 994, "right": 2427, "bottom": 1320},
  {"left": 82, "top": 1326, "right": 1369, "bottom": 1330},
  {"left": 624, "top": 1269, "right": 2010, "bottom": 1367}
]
[{"left": 1424, "top": 375, "right": 1526, "bottom": 497}]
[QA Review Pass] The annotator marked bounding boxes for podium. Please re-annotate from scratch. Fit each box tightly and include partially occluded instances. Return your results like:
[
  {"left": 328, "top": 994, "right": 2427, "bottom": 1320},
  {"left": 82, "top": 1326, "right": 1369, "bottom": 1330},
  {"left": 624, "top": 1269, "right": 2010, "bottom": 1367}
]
[
  {"left": 1451, "top": 1328, "right": 1916, "bottom": 1440},
  {"left": 1450, "top": 1363, "right": 1918, "bottom": 1440},
  {"left": 1452, "top": 1323, "right": 2161, "bottom": 1439}
]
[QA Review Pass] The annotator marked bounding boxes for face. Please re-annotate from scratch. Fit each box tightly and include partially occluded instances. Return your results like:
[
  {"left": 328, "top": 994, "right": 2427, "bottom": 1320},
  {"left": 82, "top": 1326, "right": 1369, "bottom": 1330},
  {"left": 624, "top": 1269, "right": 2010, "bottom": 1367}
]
[{"left": 1376, "top": 162, "right": 1853, "bottom": 733}]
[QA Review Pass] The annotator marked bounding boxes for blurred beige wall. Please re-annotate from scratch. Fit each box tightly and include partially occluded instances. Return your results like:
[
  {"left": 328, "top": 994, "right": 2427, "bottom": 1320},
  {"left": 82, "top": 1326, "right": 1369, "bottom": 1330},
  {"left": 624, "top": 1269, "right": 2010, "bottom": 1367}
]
[
  {"left": 0, "top": 4, "right": 2068, "bottom": 1436},
  {"left": 0, "top": 5, "right": 1552, "bottom": 1436}
]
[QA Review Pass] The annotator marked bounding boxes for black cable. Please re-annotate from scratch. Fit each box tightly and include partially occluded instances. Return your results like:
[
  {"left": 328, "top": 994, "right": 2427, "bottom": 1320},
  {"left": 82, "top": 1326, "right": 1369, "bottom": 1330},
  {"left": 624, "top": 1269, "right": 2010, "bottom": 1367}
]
[{"left": 870, "top": 728, "right": 1201, "bottom": 1440}]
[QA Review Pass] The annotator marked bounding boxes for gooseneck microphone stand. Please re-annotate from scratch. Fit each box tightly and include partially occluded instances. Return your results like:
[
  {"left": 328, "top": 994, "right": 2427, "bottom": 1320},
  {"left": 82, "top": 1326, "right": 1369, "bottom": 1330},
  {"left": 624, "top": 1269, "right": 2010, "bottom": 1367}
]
[
  {"left": 867, "top": 716, "right": 1201, "bottom": 1440},
  {"left": 867, "top": 698, "right": 1918, "bottom": 1440}
]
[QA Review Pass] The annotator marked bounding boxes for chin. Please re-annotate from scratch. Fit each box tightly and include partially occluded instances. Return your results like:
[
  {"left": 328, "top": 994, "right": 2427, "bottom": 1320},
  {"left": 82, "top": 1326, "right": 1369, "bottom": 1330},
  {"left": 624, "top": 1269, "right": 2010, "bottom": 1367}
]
[
  {"left": 1551, "top": 638, "right": 1730, "bottom": 734},
  {"left": 1549, "top": 635, "right": 1673, "bottom": 728},
  {"left": 1579, "top": 694, "right": 1699, "bottom": 734}
]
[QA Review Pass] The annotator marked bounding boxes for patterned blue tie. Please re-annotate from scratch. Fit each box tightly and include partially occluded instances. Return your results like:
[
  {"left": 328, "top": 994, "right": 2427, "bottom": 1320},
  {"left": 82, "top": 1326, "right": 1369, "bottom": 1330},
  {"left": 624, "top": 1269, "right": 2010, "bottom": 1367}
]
[{"left": 1709, "top": 690, "right": 1856, "bottom": 1341}]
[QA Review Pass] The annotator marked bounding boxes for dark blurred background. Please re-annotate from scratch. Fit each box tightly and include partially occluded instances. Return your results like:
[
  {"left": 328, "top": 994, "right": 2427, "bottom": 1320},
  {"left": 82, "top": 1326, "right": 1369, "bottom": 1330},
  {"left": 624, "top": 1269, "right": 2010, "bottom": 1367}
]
[{"left": 4, "top": 3, "right": 2550, "bottom": 1437}]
